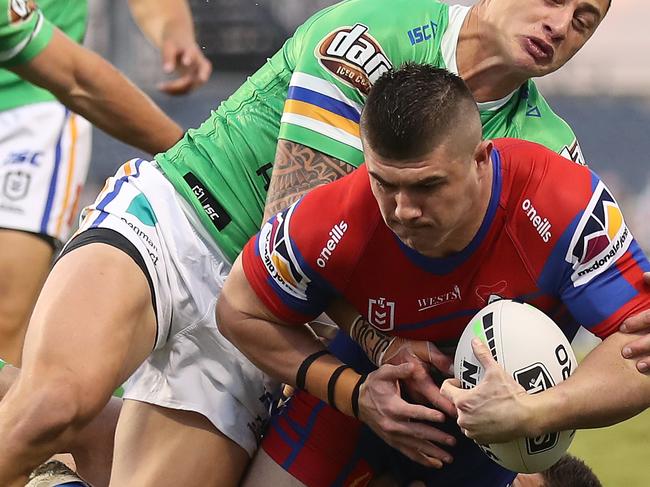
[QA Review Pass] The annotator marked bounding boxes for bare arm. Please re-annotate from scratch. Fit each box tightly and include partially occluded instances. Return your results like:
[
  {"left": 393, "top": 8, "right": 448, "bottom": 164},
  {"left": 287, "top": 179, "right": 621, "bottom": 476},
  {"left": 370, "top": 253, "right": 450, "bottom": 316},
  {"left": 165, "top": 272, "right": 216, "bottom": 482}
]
[
  {"left": 217, "top": 257, "right": 455, "bottom": 467},
  {"left": 531, "top": 330, "right": 650, "bottom": 433},
  {"left": 128, "top": 0, "right": 212, "bottom": 95},
  {"left": 10, "top": 28, "right": 182, "bottom": 154},
  {"left": 441, "top": 331, "right": 650, "bottom": 444},
  {"left": 263, "top": 139, "right": 355, "bottom": 221}
]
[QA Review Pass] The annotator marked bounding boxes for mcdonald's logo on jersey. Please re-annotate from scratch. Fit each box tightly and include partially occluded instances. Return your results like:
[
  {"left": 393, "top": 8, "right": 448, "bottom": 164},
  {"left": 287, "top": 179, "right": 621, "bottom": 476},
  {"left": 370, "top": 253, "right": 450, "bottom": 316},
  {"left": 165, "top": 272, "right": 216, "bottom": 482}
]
[
  {"left": 259, "top": 204, "right": 311, "bottom": 300},
  {"left": 565, "top": 181, "right": 631, "bottom": 286},
  {"left": 316, "top": 23, "right": 392, "bottom": 95}
]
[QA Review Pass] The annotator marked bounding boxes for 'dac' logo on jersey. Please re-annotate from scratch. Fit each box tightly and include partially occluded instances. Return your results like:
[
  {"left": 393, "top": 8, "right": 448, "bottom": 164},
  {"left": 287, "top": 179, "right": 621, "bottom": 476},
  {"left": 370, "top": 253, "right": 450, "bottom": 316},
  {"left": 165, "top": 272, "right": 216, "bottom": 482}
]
[
  {"left": 565, "top": 181, "right": 631, "bottom": 286},
  {"left": 9, "top": 0, "right": 36, "bottom": 23},
  {"left": 316, "top": 24, "right": 392, "bottom": 95},
  {"left": 258, "top": 205, "right": 311, "bottom": 300}
]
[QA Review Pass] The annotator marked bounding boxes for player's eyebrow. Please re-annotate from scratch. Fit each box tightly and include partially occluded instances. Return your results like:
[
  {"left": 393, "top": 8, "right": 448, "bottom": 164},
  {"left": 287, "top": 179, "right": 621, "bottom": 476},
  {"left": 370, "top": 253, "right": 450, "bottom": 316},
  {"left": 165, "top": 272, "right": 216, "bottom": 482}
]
[
  {"left": 414, "top": 175, "right": 446, "bottom": 186},
  {"left": 368, "top": 171, "right": 446, "bottom": 188},
  {"left": 367, "top": 171, "right": 393, "bottom": 185},
  {"left": 577, "top": 2, "right": 603, "bottom": 22}
]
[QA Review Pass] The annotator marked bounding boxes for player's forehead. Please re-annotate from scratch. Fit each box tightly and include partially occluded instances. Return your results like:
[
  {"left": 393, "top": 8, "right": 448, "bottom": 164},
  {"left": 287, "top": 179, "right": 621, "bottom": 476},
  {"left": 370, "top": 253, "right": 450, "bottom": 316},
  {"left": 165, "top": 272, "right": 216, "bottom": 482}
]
[{"left": 365, "top": 145, "right": 459, "bottom": 186}]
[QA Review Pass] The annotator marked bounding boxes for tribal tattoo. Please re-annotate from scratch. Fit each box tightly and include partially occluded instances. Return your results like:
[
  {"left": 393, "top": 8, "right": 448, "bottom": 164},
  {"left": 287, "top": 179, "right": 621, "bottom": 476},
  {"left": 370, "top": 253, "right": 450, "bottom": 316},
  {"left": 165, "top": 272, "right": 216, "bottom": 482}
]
[
  {"left": 349, "top": 315, "right": 395, "bottom": 366},
  {"left": 263, "top": 140, "right": 355, "bottom": 220}
]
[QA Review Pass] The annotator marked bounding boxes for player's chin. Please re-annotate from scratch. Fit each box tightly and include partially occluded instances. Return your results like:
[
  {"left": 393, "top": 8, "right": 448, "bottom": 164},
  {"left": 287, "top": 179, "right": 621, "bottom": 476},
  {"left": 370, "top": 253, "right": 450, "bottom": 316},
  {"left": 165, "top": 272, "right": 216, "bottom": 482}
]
[{"left": 517, "top": 57, "right": 559, "bottom": 78}]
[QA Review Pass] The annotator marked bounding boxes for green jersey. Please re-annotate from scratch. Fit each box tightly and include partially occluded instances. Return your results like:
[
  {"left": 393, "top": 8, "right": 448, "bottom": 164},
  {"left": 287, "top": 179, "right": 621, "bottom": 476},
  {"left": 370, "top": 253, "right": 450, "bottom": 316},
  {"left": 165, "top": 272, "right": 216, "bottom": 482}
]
[
  {"left": 157, "top": 0, "right": 584, "bottom": 262},
  {"left": 0, "top": 0, "right": 87, "bottom": 111}
]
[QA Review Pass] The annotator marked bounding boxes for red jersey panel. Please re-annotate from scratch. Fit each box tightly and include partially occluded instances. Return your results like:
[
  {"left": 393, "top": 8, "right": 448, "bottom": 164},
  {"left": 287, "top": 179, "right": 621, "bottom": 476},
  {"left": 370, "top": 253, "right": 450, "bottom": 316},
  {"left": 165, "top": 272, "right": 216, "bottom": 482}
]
[{"left": 242, "top": 139, "right": 650, "bottom": 342}]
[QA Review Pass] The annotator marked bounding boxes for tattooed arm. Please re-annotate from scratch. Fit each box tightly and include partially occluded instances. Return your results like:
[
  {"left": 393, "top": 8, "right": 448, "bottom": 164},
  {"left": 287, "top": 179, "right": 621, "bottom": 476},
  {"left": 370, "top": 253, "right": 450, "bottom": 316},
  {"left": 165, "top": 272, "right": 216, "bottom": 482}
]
[{"left": 263, "top": 140, "right": 355, "bottom": 221}]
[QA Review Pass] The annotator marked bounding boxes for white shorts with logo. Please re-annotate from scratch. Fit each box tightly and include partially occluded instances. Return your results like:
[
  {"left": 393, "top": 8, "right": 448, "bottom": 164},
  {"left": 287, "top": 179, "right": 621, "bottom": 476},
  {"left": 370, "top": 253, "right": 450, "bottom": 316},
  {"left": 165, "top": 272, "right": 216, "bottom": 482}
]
[
  {"left": 74, "top": 159, "right": 278, "bottom": 456},
  {"left": 0, "top": 101, "right": 91, "bottom": 242}
]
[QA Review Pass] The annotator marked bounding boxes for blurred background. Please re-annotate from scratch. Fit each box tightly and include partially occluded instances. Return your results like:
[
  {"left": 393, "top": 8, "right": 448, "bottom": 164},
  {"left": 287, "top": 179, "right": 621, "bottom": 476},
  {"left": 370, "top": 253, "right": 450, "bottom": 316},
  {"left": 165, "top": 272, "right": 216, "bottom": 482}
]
[{"left": 86, "top": 1, "right": 649, "bottom": 484}]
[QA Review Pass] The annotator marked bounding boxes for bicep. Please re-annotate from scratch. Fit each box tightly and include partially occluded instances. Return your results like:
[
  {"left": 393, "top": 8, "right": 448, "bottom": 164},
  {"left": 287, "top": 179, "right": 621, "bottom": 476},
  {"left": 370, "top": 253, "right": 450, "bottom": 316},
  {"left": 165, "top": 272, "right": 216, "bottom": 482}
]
[
  {"left": 263, "top": 140, "right": 355, "bottom": 220},
  {"left": 220, "top": 255, "right": 282, "bottom": 325}
]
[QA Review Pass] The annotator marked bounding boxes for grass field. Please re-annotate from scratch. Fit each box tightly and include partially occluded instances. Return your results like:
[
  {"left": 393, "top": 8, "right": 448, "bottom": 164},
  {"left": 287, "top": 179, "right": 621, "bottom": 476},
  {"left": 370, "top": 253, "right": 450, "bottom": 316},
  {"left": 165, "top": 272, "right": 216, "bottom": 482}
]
[{"left": 569, "top": 408, "right": 650, "bottom": 486}]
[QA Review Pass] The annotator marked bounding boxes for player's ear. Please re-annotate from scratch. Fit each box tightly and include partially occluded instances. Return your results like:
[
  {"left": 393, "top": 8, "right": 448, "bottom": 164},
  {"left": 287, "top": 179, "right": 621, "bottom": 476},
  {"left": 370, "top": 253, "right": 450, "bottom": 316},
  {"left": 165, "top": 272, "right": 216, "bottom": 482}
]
[{"left": 474, "top": 140, "right": 493, "bottom": 169}]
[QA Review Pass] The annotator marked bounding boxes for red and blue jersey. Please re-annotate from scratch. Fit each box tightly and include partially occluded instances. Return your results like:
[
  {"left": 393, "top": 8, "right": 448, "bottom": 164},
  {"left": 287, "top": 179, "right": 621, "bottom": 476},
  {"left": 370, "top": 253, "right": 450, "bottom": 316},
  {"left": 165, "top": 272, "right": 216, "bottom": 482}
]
[{"left": 243, "top": 138, "right": 650, "bottom": 344}]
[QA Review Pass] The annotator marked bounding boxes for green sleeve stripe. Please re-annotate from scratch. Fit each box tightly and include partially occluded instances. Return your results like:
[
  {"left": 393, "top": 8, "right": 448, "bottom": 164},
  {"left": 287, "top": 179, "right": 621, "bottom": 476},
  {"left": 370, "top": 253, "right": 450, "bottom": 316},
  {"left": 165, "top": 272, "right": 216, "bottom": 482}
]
[
  {"left": 2, "top": 12, "right": 54, "bottom": 67},
  {"left": 279, "top": 124, "right": 365, "bottom": 168}
]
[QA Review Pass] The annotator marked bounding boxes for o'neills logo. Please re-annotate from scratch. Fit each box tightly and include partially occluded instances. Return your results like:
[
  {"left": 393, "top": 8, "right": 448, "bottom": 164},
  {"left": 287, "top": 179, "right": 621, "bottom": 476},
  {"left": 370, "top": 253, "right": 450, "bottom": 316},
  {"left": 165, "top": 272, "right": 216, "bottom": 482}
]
[
  {"left": 316, "top": 24, "right": 392, "bottom": 95},
  {"left": 316, "top": 220, "right": 348, "bottom": 268},
  {"left": 521, "top": 198, "right": 552, "bottom": 243}
]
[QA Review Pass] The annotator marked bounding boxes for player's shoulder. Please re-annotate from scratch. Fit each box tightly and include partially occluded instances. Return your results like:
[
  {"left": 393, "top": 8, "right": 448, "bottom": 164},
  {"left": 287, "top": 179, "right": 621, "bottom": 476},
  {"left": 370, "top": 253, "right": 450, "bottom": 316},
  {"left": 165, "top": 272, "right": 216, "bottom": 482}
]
[
  {"left": 282, "top": 165, "right": 381, "bottom": 267},
  {"left": 289, "top": 0, "right": 450, "bottom": 76},
  {"left": 496, "top": 138, "right": 592, "bottom": 211},
  {"left": 494, "top": 138, "right": 594, "bottom": 264},
  {"left": 514, "top": 81, "right": 584, "bottom": 162}
]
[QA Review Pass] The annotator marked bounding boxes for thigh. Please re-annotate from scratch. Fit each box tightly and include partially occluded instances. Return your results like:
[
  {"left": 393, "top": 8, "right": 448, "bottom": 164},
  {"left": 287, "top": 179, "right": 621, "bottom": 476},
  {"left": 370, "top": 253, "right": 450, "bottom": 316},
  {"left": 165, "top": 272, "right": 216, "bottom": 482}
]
[
  {"left": 19, "top": 242, "right": 157, "bottom": 403},
  {"left": 110, "top": 400, "right": 250, "bottom": 487},
  {"left": 0, "top": 229, "right": 53, "bottom": 364}
]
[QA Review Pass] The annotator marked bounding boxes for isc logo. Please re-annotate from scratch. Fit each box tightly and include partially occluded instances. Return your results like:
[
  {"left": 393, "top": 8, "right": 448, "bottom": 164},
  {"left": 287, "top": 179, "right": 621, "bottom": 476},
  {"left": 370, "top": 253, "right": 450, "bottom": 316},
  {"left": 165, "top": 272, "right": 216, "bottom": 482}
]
[
  {"left": 406, "top": 21, "right": 438, "bottom": 46},
  {"left": 317, "top": 24, "right": 392, "bottom": 95}
]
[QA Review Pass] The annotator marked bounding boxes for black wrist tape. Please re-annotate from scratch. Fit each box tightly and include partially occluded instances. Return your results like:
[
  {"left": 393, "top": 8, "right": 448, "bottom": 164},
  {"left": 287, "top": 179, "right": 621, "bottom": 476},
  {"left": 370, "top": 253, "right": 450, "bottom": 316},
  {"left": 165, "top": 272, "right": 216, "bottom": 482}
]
[
  {"left": 327, "top": 365, "right": 352, "bottom": 411},
  {"left": 296, "top": 349, "right": 331, "bottom": 390},
  {"left": 351, "top": 374, "right": 368, "bottom": 419}
]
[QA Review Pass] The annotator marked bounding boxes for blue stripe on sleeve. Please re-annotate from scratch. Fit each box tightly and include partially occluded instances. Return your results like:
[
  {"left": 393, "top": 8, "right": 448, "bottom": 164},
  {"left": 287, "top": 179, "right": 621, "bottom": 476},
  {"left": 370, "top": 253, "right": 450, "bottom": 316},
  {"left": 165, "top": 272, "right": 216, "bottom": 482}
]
[{"left": 287, "top": 86, "right": 361, "bottom": 123}]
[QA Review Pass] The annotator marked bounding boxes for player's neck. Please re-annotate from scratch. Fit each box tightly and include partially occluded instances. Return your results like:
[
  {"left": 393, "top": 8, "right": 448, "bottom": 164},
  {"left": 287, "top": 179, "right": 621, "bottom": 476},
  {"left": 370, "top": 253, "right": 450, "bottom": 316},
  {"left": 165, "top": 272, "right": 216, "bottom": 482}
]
[{"left": 456, "top": 6, "right": 529, "bottom": 103}]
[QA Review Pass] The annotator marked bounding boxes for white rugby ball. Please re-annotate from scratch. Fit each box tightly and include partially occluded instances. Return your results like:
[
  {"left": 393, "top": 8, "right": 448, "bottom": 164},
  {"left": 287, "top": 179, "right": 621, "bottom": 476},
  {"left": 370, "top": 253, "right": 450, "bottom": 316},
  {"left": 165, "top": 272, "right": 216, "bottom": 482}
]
[{"left": 454, "top": 299, "right": 577, "bottom": 473}]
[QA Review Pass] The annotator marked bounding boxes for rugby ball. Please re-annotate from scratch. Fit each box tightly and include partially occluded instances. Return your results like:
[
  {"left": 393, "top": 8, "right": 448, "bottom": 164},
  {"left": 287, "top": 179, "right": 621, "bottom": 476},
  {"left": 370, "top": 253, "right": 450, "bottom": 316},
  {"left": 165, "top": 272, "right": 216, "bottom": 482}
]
[{"left": 454, "top": 299, "right": 577, "bottom": 473}]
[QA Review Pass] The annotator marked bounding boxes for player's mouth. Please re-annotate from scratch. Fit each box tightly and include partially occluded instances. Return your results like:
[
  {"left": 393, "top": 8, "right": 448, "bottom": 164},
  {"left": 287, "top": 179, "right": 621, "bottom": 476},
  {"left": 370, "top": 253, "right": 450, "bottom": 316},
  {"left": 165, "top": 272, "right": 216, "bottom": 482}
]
[{"left": 521, "top": 36, "right": 554, "bottom": 64}]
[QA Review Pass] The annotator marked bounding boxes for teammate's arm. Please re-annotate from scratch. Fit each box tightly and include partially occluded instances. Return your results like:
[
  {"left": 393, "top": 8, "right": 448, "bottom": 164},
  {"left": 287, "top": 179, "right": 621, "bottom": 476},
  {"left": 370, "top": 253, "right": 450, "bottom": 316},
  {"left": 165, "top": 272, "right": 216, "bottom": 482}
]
[
  {"left": 262, "top": 140, "right": 355, "bottom": 221},
  {"left": 441, "top": 330, "right": 650, "bottom": 444},
  {"left": 10, "top": 27, "right": 183, "bottom": 155},
  {"left": 127, "top": 0, "right": 212, "bottom": 95},
  {"left": 217, "top": 256, "right": 455, "bottom": 468}
]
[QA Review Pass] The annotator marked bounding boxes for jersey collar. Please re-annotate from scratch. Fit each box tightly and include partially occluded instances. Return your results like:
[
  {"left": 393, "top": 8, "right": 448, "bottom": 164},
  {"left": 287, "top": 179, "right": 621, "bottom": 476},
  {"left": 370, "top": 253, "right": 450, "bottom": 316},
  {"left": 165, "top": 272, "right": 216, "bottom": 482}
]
[{"left": 394, "top": 148, "right": 503, "bottom": 274}]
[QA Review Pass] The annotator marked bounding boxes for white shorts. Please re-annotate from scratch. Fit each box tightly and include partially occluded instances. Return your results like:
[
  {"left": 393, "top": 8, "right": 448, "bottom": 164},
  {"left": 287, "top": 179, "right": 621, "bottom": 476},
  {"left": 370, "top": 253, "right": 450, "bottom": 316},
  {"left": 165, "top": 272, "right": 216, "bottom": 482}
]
[
  {"left": 0, "top": 101, "right": 91, "bottom": 242},
  {"left": 72, "top": 159, "right": 279, "bottom": 456}
]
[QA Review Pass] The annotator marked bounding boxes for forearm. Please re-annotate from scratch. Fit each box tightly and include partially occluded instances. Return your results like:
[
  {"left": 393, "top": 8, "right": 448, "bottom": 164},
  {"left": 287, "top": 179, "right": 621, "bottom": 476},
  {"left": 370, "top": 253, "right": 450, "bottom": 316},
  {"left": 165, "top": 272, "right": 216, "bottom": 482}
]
[
  {"left": 128, "top": 0, "right": 195, "bottom": 49},
  {"left": 217, "top": 257, "right": 365, "bottom": 416},
  {"left": 13, "top": 30, "right": 183, "bottom": 154},
  {"left": 529, "top": 331, "right": 650, "bottom": 435},
  {"left": 55, "top": 55, "right": 182, "bottom": 153}
]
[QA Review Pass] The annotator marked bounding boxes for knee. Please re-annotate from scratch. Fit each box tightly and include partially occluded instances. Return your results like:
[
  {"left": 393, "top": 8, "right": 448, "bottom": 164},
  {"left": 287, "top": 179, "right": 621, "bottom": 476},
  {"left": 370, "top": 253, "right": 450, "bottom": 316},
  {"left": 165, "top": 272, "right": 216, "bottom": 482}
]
[
  {"left": 0, "top": 291, "right": 33, "bottom": 337},
  {"left": 8, "top": 376, "right": 103, "bottom": 447}
]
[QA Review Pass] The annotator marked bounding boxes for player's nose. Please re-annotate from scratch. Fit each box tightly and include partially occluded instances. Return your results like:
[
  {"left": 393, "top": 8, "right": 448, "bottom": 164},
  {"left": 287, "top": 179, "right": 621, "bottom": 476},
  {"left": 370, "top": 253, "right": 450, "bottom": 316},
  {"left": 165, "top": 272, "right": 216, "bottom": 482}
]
[{"left": 394, "top": 191, "right": 422, "bottom": 222}]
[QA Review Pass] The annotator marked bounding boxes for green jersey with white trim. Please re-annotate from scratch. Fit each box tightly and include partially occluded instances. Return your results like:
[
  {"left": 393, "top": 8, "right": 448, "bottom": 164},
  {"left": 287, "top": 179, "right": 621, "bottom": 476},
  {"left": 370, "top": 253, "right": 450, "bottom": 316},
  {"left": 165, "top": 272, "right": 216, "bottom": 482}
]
[
  {"left": 156, "top": 0, "right": 584, "bottom": 262},
  {"left": 0, "top": 0, "right": 87, "bottom": 111}
]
